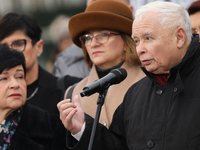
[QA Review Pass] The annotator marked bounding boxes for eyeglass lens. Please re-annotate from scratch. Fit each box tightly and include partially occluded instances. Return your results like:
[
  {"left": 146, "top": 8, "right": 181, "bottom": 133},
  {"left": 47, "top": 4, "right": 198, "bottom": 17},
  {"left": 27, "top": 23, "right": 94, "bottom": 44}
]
[
  {"left": 80, "top": 32, "right": 110, "bottom": 46},
  {"left": 191, "top": 28, "right": 200, "bottom": 34},
  {"left": 11, "top": 39, "right": 26, "bottom": 51}
]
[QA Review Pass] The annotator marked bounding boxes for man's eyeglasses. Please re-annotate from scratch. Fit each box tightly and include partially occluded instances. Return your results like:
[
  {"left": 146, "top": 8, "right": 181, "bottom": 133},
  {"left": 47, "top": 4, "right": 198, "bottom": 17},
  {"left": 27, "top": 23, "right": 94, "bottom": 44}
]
[
  {"left": 191, "top": 28, "right": 200, "bottom": 34},
  {"left": 10, "top": 39, "right": 27, "bottom": 52},
  {"left": 79, "top": 32, "right": 120, "bottom": 46}
]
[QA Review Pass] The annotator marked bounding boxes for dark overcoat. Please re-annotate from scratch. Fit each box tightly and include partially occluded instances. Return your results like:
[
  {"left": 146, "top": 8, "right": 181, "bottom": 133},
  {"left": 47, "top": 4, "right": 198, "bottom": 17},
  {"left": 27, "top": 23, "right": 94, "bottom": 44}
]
[
  {"left": 28, "top": 66, "right": 81, "bottom": 115},
  {"left": 10, "top": 103, "right": 67, "bottom": 150},
  {"left": 67, "top": 35, "right": 200, "bottom": 150}
]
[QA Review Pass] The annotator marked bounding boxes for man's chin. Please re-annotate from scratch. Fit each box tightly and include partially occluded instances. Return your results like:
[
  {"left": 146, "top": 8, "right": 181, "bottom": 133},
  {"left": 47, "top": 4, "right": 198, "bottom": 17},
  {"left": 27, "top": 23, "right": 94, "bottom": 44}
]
[{"left": 144, "top": 66, "right": 156, "bottom": 73}]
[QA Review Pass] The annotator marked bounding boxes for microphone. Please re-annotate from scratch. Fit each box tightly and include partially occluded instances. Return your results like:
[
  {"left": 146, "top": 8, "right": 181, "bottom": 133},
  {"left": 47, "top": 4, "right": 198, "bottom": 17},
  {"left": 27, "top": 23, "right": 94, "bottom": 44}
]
[{"left": 80, "top": 68, "right": 127, "bottom": 97}]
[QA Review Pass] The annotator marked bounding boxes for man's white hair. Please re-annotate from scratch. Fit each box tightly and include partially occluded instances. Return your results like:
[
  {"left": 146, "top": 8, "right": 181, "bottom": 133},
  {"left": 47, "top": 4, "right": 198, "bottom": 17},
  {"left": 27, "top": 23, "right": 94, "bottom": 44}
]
[{"left": 135, "top": 1, "right": 192, "bottom": 42}]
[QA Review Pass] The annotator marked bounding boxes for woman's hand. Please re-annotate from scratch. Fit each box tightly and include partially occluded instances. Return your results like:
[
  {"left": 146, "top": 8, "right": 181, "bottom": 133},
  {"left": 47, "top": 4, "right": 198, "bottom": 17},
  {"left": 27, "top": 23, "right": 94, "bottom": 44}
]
[{"left": 57, "top": 95, "right": 85, "bottom": 134}]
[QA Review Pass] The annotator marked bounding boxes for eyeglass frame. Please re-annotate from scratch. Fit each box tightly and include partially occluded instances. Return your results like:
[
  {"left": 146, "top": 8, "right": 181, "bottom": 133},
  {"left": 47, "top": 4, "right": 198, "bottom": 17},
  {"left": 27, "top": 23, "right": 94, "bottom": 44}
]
[
  {"left": 191, "top": 28, "right": 200, "bottom": 34},
  {"left": 9, "top": 39, "right": 33, "bottom": 52},
  {"left": 79, "top": 32, "right": 121, "bottom": 46}
]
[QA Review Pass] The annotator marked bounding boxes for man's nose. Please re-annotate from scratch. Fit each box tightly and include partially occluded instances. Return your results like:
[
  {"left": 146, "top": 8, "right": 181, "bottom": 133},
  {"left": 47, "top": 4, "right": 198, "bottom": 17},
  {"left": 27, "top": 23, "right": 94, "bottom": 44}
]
[{"left": 136, "top": 43, "right": 146, "bottom": 57}]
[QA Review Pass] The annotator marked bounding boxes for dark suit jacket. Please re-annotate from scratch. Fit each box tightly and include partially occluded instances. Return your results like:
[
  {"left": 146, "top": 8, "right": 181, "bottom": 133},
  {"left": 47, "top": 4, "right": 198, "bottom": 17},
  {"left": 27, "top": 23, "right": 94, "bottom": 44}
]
[
  {"left": 27, "top": 66, "right": 81, "bottom": 115},
  {"left": 10, "top": 103, "right": 67, "bottom": 150}
]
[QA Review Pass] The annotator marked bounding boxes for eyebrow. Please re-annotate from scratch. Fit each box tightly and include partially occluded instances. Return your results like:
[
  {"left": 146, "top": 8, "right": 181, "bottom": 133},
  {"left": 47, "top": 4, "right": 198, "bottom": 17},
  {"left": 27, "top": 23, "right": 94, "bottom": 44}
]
[
  {"left": 1, "top": 69, "right": 24, "bottom": 74},
  {"left": 1, "top": 39, "right": 25, "bottom": 45},
  {"left": 132, "top": 32, "right": 152, "bottom": 39},
  {"left": 144, "top": 32, "right": 151, "bottom": 36},
  {"left": 16, "top": 69, "right": 24, "bottom": 72},
  {"left": 1, "top": 72, "right": 8, "bottom": 75}
]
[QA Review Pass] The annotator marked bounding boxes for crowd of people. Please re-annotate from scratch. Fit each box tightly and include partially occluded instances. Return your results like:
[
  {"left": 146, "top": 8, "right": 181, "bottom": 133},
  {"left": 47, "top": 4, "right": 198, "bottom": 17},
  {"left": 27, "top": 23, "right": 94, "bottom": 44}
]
[{"left": 0, "top": 0, "right": 200, "bottom": 150}]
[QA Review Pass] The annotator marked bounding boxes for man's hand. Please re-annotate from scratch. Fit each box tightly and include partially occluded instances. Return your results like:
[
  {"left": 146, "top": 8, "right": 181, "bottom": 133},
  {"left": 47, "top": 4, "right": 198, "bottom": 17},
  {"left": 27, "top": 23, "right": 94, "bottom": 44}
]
[{"left": 57, "top": 95, "right": 85, "bottom": 134}]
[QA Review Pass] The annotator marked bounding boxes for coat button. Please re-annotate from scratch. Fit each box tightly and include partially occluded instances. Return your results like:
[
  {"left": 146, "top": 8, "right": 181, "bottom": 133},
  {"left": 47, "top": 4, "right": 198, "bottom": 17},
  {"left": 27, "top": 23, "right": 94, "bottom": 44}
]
[
  {"left": 174, "top": 87, "right": 177, "bottom": 92},
  {"left": 102, "top": 121, "right": 107, "bottom": 127},
  {"left": 156, "top": 89, "right": 163, "bottom": 95},
  {"left": 147, "top": 140, "right": 154, "bottom": 148}
]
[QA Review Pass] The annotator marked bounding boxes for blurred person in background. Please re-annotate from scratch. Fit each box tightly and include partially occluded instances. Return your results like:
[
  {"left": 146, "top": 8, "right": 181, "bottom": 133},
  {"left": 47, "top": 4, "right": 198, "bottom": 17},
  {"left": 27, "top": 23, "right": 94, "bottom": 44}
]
[
  {"left": 0, "top": 44, "right": 67, "bottom": 150},
  {"left": 188, "top": 0, "right": 200, "bottom": 41},
  {"left": 52, "top": 15, "right": 89, "bottom": 78},
  {"left": 0, "top": 12, "right": 81, "bottom": 115},
  {"left": 47, "top": 15, "right": 73, "bottom": 73},
  {"left": 58, "top": 0, "right": 145, "bottom": 132}
]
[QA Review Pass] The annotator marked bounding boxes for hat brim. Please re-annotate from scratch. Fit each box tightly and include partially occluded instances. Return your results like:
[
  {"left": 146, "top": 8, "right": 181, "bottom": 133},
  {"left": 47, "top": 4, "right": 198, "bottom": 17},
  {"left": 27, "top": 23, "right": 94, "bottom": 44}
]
[{"left": 69, "top": 11, "right": 133, "bottom": 47}]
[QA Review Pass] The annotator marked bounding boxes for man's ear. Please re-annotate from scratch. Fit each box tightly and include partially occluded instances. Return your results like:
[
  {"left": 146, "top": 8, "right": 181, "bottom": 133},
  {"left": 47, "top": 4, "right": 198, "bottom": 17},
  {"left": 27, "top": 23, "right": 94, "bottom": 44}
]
[
  {"left": 176, "top": 27, "right": 186, "bottom": 49},
  {"left": 35, "top": 39, "right": 43, "bottom": 56}
]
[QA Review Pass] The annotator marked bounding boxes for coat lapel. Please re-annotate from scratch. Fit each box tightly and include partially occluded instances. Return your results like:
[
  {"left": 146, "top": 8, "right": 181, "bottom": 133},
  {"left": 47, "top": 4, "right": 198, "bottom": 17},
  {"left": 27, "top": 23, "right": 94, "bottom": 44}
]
[{"left": 71, "top": 63, "right": 145, "bottom": 128}]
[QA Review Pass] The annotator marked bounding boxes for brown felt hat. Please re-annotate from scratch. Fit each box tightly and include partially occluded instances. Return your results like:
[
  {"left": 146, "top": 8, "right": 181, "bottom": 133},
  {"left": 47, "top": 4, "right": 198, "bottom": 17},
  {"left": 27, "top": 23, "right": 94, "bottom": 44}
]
[
  {"left": 188, "top": 0, "right": 200, "bottom": 15},
  {"left": 69, "top": 0, "right": 133, "bottom": 47}
]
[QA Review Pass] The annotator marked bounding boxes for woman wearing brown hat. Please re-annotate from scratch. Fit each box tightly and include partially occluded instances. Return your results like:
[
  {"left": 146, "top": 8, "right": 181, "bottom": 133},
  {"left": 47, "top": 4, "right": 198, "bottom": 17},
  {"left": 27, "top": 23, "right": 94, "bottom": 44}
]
[{"left": 58, "top": 0, "right": 145, "bottom": 145}]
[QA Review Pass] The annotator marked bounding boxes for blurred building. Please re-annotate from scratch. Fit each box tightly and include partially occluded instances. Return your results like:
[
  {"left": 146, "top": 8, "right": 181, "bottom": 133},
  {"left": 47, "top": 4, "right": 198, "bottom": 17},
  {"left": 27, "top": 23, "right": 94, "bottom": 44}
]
[{"left": 0, "top": 0, "right": 86, "bottom": 15}]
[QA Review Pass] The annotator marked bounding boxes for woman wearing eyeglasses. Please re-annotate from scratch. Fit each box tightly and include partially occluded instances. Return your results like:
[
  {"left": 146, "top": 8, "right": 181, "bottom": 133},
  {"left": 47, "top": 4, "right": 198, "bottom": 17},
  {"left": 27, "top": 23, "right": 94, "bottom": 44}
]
[
  {"left": 58, "top": 0, "right": 145, "bottom": 136},
  {"left": 0, "top": 13, "right": 81, "bottom": 115}
]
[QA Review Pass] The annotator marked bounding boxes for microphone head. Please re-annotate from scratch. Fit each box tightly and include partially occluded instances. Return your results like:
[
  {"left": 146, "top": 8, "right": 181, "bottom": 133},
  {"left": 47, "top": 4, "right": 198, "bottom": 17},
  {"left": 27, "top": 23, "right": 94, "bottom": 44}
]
[
  {"left": 80, "top": 68, "right": 127, "bottom": 97},
  {"left": 110, "top": 68, "right": 127, "bottom": 84}
]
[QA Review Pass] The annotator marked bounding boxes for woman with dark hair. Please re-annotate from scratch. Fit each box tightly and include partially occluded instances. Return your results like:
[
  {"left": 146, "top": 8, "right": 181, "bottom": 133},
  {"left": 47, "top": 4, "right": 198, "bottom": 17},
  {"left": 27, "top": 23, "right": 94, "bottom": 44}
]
[
  {"left": 0, "top": 13, "right": 81, "bottom": 115},
  {"left": 0, "top": 44, "right": 67, "bottom": 150}
]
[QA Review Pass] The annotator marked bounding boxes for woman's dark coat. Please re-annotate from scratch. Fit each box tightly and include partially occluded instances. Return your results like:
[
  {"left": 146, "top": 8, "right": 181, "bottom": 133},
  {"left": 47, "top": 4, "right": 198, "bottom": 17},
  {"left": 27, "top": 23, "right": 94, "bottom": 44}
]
[
  {"left": 10, "top": 103, "right": 67, "bottom": 150},
  {"left": 27, "top": 66, "right": 81, "bottom": 115}
]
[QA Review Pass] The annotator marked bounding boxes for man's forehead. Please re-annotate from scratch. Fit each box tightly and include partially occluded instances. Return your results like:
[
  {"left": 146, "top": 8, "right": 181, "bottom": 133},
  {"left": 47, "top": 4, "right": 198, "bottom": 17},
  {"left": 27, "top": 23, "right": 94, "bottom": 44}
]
[
  {"left": 132, "top": 19, "right": 152, "bottom": 37},
  {"left": 132, "top": 14, "right": 159, "bottom": 36},
  {"left": 134, "top": 12, "right": 158, "bottom": 24}
]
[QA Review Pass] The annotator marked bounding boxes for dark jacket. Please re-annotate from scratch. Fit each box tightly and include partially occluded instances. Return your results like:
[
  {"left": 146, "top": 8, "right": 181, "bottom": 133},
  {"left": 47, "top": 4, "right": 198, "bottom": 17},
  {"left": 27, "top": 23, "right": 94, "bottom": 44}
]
[
  {"left": 10, "top": 103, "right": 67, "bottom": 150},
  {"left": 27, "top": 66, "right": 81, "bottom": 115},
  {"left": 67, "top": 35, "right": 200, "bottom": 150}
]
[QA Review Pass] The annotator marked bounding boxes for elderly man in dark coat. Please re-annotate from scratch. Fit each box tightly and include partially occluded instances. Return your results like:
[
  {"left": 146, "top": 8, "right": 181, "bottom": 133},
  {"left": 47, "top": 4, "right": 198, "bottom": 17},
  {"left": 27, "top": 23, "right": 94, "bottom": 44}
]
[{"left": 58, "top": 1, "right": 200, "bottom": 150}]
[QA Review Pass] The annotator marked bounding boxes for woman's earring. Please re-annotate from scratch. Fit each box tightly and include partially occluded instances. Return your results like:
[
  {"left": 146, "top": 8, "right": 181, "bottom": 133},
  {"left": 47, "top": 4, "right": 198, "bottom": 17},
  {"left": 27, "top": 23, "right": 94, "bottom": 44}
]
[{"left": 37, "top": 53, "right": 40, "bottom": 57}]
